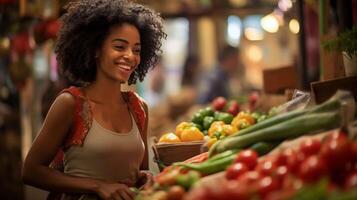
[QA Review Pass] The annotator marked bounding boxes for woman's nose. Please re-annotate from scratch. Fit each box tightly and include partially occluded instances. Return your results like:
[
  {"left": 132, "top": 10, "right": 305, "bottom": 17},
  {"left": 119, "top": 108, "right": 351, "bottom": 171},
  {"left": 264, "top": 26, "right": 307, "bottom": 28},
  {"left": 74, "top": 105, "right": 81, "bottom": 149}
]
[{"left": 123, "top": 49, "right": 134, "bottom": 59}]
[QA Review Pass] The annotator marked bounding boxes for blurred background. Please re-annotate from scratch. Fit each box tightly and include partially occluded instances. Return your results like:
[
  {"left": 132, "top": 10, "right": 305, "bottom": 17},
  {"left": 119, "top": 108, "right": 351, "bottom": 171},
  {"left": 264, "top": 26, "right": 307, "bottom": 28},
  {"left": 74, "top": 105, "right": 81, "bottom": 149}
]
[{"left": 0, "top": 0, "right": 356, "bottom": 199}]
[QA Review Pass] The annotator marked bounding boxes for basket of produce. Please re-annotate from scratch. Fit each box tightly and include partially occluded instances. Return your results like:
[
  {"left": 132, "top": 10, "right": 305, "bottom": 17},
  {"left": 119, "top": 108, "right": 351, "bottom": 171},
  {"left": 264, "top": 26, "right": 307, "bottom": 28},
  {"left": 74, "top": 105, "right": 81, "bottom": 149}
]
[
  {"left": 152, "top": 141, "right": 205, "bottom": 170},
  {"left": 153, "top": 122, "right": 207, "bottom": 170}
]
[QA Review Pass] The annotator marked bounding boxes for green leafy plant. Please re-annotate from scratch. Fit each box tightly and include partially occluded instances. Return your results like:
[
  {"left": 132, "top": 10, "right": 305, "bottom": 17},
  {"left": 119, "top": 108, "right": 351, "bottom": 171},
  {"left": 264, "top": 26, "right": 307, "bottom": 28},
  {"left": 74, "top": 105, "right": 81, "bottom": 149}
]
[{"left": 323, "top": 27, "right": 357, "bottom": 59}]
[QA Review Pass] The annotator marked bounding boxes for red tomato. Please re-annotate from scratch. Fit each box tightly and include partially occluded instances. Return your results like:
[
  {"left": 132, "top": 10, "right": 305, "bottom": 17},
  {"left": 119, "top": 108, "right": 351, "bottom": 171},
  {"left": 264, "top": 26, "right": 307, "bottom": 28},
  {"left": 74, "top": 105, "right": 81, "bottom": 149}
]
[
  {"left": 257, "top": 176, "right": 281, "bottom": 198},
  {"left": 281, "top": 174, "right": 303, "bottom": 191},
  {"left": 238, "top": 171, "right": 262, "bottom": 186},
  {"left": 344, "top": 171, "right": 357, "bottom": 189},
  {"left": 273, "top": 166, "right": 289, "bottom": 181},
  {"left": 299, "top": 138, "right": 321, "bottom": 157},
  {"left": 234, "top": 149, "right": 258, "bottom": 170},
  {"left": 275, "top": 149, "right": 300, "bottom": 173},
  {"left": 319, "top": 135, "right": 351, "bottom": 171},
  {"left": 212, "top": 97, "right": 227, "bottom": 111},
  {"left": 208, "top": 180, "right": 249, "bottom": 200},
  {"left": 255, "top": 159, "right": 277, "bottom": 176},
  {"left": 298, "top": 155, "right": 328, "bottom": 183},
  {"left": 227, "top": 101, "right": 240, "bottom": 116},
  {"left": 225, "top": 162, "right": 249, "bottom": 180},
  {"left": 323, "top": 130, "right": 348, "bottom": 142},
  {"left": 167, "top": 185, "right": 185, "bottom": 200}
]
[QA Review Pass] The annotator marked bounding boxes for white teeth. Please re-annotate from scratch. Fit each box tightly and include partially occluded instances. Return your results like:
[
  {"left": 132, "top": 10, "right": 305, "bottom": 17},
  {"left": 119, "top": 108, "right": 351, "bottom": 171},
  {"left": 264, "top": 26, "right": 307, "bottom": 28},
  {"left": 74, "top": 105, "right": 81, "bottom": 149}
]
[{"left": 118, "top": 65, "right": 131, "bottom": 70}]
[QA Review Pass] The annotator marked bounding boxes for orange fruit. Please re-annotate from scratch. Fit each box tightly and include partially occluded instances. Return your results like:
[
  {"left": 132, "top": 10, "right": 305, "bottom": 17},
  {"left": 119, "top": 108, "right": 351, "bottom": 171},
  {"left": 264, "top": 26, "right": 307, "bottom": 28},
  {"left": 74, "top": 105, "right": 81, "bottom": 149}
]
[
  {"left": 208, "top": 121, "right": 225, "bottom": 137},
  {"left": 158, "top": 133, "right": 181, "bottom": 143},
  {"left": 235, "top": 112, "right": 255, "bottom": 125},
  {"left": 175, "top": 122, "right": 191, "bottom": 139},
  {"left": 222, "top": 124, "right": 238, "bottom": 136},
  {"left": 180, "top": 127, "right": 204, "bottom": 142}
]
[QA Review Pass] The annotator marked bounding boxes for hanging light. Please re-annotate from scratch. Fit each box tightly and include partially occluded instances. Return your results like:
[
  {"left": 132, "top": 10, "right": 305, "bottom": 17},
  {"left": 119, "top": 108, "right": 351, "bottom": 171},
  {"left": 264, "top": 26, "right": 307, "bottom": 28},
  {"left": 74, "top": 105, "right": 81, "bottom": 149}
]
[
  {"left": 244, "top": 27, "right": 264, "bottom": 41},
  {"left": 246, "top": 45, "right": 263, "bottom": 63},
  {"left": 278, "top": 0, "right": 293, "bottom": 12},
  {"left": 260, "top": 14, "right": 279, "bottom": 33},
  {"left": 289, "top": 19, "right": 300, "bottom": 34}
]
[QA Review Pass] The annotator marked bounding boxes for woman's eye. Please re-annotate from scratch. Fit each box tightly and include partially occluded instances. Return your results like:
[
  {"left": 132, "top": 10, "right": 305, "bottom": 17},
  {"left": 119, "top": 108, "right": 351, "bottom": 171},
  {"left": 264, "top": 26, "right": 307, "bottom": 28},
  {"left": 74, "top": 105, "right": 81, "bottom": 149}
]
[
  {"left": 134, "top": 49, "right": 141, "bottom": 54},
  {"left": 115, "top": 46, "right": 125, "bottom": 50}
]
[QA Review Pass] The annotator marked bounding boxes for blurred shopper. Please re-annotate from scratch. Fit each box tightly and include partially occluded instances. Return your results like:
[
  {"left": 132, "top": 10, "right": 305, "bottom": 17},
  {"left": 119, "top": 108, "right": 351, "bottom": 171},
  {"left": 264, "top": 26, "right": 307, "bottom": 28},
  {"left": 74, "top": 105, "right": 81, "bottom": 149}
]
[
  {"left": 198, "top": 45, "right": 248, "bottom": 103},
  {"left": 177, "top": 54, "right": 201, "bottom": 105},
  {"left": 22, "top": 0, "right": 166, "bottom": 199},
  {"left": 181, "top": 54, "right": 200, "bottom": 88},
  {"left": 145, "top": 58, "right": 165, "bottom": 107}
]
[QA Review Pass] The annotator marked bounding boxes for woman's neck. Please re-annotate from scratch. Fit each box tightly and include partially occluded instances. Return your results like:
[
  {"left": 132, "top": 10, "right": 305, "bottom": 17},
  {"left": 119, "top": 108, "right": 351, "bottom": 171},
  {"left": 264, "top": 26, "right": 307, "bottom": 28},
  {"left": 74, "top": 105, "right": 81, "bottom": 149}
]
[{"left": 84, "top": 79, "right": 125, "bottom": 105}]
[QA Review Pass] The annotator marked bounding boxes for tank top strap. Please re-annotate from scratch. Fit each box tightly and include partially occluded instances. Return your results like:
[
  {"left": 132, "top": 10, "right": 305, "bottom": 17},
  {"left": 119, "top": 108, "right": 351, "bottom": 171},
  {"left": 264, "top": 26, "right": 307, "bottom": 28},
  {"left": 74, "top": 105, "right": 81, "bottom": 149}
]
[{"left": 123, "top": 91, "right": 147, "bottom": 140}]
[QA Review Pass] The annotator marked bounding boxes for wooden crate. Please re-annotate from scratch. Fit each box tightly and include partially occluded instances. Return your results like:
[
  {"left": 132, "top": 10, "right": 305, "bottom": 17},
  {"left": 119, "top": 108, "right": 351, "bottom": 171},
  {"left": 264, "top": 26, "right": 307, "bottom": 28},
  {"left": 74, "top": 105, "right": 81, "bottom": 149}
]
[
  {"left": 310, "top": 76, "right": 357, "bottom": 104},
  {"left": 263, "top": 66, "right": 299, "bottom": 94},
  {"left": 152, "top": 141, "right": 204, "bottom": 171}
]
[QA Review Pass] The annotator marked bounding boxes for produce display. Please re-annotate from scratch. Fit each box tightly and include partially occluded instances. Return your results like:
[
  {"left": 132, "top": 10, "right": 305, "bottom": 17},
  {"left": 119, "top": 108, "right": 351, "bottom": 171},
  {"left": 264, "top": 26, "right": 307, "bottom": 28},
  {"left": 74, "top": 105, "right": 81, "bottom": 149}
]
[
  {"left": 184, "top": 131, "right": 357, "bottom": 200},
  {"left": 141, "top": 90, "right": 356, "bottom": 200},
  {"left": 158, "top": 96, "right": 269, "bottom": 147}
]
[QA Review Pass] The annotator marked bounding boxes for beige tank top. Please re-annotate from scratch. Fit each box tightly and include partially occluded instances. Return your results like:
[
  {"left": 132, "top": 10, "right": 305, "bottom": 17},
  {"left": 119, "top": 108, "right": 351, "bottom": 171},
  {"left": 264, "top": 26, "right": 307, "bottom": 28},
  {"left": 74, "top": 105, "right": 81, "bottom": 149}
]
[{"left": 63, "top": 114, "right": 145, "bottom": 185}]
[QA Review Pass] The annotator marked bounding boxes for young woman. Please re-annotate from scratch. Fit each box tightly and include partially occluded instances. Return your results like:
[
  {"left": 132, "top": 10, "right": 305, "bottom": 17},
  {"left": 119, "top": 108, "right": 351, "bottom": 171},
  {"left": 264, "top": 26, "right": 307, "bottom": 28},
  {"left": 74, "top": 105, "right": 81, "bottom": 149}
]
[{"left": 22, "top": 0, "right": 166, "bottom": 199}]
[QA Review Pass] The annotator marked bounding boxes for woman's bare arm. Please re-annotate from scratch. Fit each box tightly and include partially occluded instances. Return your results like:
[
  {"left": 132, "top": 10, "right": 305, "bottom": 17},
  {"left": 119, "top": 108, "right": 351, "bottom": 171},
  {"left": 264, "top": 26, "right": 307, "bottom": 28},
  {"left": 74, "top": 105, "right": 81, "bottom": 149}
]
[{"left": 22, "top": 93, "right": 101, "bottom": 194}]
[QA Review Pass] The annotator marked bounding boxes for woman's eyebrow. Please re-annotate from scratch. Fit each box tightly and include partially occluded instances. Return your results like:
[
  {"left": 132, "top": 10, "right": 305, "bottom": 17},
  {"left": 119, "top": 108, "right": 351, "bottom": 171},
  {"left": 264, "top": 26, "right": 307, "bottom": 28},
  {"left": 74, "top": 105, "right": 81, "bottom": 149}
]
[
  {"left": 112, "top": 38, "right": 141, "bottom": 46},
  {"left": 112, "top": 38, "right": 128, "bottom": 43}
]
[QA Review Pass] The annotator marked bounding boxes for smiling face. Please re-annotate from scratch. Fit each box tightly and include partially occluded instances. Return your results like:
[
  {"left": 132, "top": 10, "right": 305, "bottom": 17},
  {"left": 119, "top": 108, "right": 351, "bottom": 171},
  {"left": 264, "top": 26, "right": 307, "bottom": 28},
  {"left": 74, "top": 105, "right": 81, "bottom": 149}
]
[{"left": 96, "top": 23, "right": 141, "bottom": 83}]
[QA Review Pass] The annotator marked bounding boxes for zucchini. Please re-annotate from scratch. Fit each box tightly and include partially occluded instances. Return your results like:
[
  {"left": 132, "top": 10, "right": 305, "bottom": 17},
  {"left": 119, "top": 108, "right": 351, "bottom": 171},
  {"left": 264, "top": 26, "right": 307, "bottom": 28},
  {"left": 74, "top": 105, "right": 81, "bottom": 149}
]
[{"left": 214, "top": 112, "right": 341, "bottom": 154}]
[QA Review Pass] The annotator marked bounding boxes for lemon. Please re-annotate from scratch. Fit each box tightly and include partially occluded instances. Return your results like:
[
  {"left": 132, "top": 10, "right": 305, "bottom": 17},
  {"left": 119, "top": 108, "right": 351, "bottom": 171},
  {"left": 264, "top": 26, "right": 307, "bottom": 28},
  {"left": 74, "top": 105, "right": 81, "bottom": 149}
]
[
  {"left": 158, "top": 132, "right": 181, "bottom": 143},
  {"left": 180, "top": 127, "right": 204, "bottom": 142},
  {"left": 175, "top": 122, "right": 191, "bottom": 139}
]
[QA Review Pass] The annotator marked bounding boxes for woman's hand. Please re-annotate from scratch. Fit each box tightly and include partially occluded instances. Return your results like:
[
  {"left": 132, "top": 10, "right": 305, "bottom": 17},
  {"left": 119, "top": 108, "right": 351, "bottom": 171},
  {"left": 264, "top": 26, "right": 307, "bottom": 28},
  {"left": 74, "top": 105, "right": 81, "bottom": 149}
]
[
  {"left": 137, "top": 171, "right": 154, "bottom": 190},
  {"left": 95, "top": 181, "right": 135, "bottom": 200}
]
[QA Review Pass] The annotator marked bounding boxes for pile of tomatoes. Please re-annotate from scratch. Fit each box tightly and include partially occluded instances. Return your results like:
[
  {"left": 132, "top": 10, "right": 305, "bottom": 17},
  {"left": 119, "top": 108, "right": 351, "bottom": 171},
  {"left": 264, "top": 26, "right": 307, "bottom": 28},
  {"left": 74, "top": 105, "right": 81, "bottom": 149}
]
[{"left": 185, "top": 130, "right": 357, "bottom": 200}]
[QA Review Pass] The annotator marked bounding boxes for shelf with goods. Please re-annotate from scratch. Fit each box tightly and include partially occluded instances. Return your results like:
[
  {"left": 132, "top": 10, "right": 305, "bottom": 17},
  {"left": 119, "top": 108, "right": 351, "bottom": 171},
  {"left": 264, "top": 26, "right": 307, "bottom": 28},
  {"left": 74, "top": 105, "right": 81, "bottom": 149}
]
[{"left": 138, "top": 90, "right": 357, "bottom": 200}]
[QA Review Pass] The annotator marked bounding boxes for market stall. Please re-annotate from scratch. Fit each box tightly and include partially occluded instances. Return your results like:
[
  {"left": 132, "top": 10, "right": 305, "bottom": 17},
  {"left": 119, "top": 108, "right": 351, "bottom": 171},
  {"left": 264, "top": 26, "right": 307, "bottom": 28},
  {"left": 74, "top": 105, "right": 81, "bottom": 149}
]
[{"left": 135, "top": 90, "right": 357, "bottom": 200}]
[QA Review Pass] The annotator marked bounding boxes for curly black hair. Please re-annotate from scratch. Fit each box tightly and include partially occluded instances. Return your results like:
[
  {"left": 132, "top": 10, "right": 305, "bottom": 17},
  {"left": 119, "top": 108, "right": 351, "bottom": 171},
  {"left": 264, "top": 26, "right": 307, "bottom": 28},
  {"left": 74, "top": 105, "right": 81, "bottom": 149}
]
[{"left": 55, "top": 0, "right": 166, "bottom": 85}]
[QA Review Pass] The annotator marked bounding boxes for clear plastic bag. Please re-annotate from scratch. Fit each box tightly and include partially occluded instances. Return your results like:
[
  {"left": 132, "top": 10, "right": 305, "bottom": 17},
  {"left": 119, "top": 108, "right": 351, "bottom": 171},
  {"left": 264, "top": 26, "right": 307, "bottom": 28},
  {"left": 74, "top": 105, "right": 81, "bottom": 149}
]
[{"left": 269, "top": 90, "right": 311, "bottom": 116}]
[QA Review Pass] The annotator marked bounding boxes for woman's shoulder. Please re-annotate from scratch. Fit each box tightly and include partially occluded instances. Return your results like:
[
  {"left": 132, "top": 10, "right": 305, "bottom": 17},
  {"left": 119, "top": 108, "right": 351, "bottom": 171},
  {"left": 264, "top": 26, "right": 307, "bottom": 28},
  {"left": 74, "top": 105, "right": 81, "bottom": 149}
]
[{"left": 52, "top": 86, "right": 84, "bottom": 112}]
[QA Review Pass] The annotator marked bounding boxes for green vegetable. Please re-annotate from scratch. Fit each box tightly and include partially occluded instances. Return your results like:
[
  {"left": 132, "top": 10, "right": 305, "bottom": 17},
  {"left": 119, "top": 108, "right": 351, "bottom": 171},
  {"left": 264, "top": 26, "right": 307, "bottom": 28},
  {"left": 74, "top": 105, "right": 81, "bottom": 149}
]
[
  {"left": 214, "top": 111, "right": 221, "bottom": 120},
  {"left": 203, "top": 116, "right": 215, "bottom": 130},
  {"left": 177, "top": 141, "right": 277, "bottom": 174},
  {"left": 191, "top": 123, "right": 203, "bottom": 131},
  {"left": 214, "top": 112, "right": 341, "bottom": 154},
  {"left": 175, "top": 171, "right": 201, "bottom": 189},
  {"left": 191, "top": 112, "right": 204, "bottom": 125},
  {"left": 239, "top": 120, "right": 250, "bottom": 130},
  {"left": 213, "top": 131, "right": 222, "bottom": 139},
  {"left": 208, "top": 149, "right": 240, "bottom": 162},
  {"left": 251, "top": 112, "right": 262, "bottom": 121},
  {"left": 178, "top": 153, "right": 237, "bottom": 174},
  {"left": 250, "top": 141, "right": 280, "bottom": 156},
  {"left": 257, "top": 114, "right": 268, "bottom": 123},
  {"left": 200, "top": 107, "right": 214, "bottom": 117},
  {"left": 217, "top": 112, "right": 234, "bottom": 124}
]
